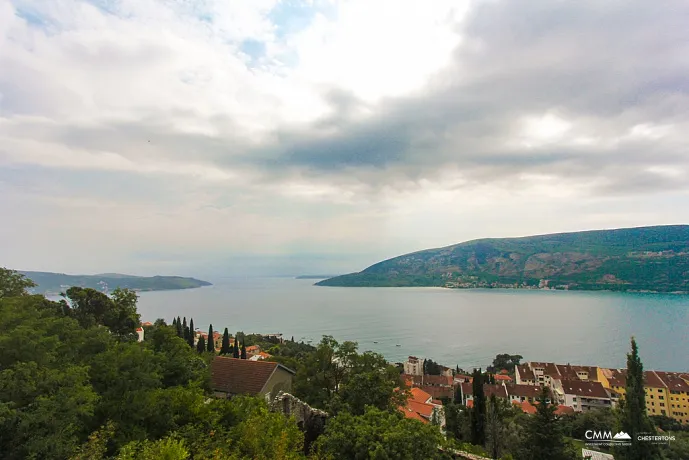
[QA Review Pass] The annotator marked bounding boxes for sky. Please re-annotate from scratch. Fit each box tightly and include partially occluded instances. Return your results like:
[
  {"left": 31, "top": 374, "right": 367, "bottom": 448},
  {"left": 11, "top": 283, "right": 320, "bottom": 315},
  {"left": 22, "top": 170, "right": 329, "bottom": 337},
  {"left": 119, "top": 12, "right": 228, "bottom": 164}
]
[{"left": 1, "top": 0, "right": 688, "bottom": 278}]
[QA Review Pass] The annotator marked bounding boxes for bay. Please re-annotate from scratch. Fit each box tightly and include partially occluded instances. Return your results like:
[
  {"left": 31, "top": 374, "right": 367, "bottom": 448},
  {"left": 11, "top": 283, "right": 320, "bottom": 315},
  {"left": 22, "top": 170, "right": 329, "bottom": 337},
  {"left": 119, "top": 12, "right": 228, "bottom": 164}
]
[{"left": 131, "top": 277, "right": 689, "bottom": 372}]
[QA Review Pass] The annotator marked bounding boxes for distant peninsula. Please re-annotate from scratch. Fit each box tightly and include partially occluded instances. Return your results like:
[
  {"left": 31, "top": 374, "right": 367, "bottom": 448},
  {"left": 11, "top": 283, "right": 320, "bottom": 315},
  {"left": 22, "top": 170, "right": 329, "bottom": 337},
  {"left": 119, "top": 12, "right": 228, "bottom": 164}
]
[
  {"left": 295, "top": 275, "right": 340, "bottom": 279},
  {"left": 21, "top": 271, "right": 212, "bottom": 295},
  {"left": 316, "top": 225, "right": 689, "bottom": 294}
]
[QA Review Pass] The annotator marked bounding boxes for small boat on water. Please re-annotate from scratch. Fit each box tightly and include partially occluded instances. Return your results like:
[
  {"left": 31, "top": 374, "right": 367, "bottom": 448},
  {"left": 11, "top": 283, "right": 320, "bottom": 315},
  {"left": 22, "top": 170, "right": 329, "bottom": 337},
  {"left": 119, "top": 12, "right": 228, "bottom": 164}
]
[
  {"left": 373, "top": 341, "right": 378, "bottom": 344},
  {"left": 396, "top": 344, "right": 401, "bottom": 347}
]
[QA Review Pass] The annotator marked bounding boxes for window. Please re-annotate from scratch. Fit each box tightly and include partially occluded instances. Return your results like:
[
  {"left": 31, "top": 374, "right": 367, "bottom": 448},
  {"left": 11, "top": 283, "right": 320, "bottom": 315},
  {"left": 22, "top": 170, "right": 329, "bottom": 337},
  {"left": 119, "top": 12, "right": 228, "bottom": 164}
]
[
  {"left": 652, "top": 402, "right": 655, "bottom": 406},
  {"left": 650, "top": 395, "right": 654, "bottom": 399},
  {"left": 659, "top": 395, "right": 664, "bottom": 400},
  {"left": 660, "top": 403, "right": 665, "bottom": 407}
]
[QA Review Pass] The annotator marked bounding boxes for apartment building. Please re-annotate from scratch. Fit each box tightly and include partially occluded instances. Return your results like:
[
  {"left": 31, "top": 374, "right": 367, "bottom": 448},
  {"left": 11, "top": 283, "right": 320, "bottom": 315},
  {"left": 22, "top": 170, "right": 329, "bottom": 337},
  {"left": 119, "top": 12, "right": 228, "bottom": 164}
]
[{"left": 403, "top": 356, "right": 423, "bottom": 376}]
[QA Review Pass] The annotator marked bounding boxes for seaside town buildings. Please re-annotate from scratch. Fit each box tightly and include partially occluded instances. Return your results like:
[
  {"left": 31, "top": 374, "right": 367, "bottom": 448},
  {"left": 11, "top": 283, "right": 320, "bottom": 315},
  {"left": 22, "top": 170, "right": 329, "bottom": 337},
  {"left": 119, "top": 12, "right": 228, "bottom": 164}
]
[{"left": 402, "top": 356, "right": 689, "bottom": 425}]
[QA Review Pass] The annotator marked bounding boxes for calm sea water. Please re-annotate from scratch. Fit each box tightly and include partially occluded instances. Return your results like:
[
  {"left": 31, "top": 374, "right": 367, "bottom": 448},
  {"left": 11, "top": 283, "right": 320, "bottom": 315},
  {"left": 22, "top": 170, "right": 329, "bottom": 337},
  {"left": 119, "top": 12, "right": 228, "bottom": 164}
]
[{"left": 132, "top": 277, "right": 689, "bottom": 372}]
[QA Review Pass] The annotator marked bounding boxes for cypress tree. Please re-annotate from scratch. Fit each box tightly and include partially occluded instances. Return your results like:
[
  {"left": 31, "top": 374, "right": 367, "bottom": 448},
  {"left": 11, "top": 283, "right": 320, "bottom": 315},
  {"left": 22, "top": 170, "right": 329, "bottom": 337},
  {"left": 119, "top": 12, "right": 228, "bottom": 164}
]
[
  {"left": 220, "top": 328, "right": 231, "bottom": 355},
  {"left": 291, "top": 335, "right": 294, "bottom": 342},
  {"left": 241, "top": 339, "right": 247, "bottom": 359},
  {"left": 188, "top": 318, "right": 195, "bottom": 347},
  {"left": 470, "top": 367, "right": 486, "bottom": 446},
  {"left": 196, "top": 335, "right": 206, "bottom": 353},
  {"left": 616, "top": 337, "right": 660, "bottom": 460},
  {"left": 172, "top": 317, "right": 177, "bottom": 328},
  {"left": 207, "top": 324, "right": 215, "bottom": 353},
  {"left": 182, "top": 317, "right": 188, "bottom": 340},
  {"left": 176, "top": 316, "right": 183, "bottom": 337},
  {"left": 233, "top": 333, "right": 240, "bottom": 358}
]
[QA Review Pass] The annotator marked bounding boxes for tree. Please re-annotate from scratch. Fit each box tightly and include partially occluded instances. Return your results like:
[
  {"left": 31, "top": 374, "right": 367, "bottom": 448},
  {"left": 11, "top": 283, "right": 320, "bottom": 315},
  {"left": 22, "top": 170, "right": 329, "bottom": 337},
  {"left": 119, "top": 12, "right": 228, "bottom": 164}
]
[
  {"left": 233, "top": 340, "right": 240, "bottom": 359},
  {"left": 616, "top": 337, "right": 661, "bottom": 460},
  {"left": 206, "top": 325, "right": 214, "bottom": 353},
  {"left": 0, "top": 268, "right": 37, "bottom": 298},
  {"left": 182, "top": 317, "right": 188, "bottom": 341},
  {"left": 470, "top": 368, "right": 486, "bottom": 446},
  {"left": 314, "top": 407, "right": 446, "bottom": 459},
  {"left": 187, "top": 318, "right": 195, "bottom": 348},
  {"left": 196, "top": 336, "right": 206, "bottom": 353},
  {"left": 241, "top": 339, "right": 247, "bottom": 359},
  {"left": 519, "top": 387, "right": 576, "bottom": 460},
  {"left": 62, "top": 287, "right": 140, "bottom": 338},
  {"left": 487, "top": 353, "right": 523, "bottom": 374},
  {"left": 175, "top": 316, "right": 182, "bottom": 338},
  {"left": 220, "top": 328, "right": 231, "bottom": 355},
  {"left": 486, "top": 394, "right": 510, "bottom": 459}
]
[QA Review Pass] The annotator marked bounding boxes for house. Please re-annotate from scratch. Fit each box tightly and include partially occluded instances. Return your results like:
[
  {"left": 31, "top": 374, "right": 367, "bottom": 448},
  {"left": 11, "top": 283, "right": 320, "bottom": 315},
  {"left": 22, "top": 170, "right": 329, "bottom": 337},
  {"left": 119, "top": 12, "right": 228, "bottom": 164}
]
[
  {"left": 246, "top": 345, "right": 261, "bottom": 355},
  {"left": 439, "top": 365, "right": 453, "bottom": 378},
  {"left": 655, "top": 371, "right": 689, "bottom": 425},
  {"left": 398, "top": 387, "right": 445, "bottom": 429},
  {"left": 459, "top": 383, "right": 508, "bottom": 406},
  {"left": 559, "top": 380, "right": 611, "bottom": 412},
  {"left": 403, "top": 356, "right": 423, "bottom": 376},
  {"left": 515, "top": 364, "right": 537, "bottom": 385},
  {"left": 454, "top": 374, "right": 472, "bottom": 384},
  {"left": 249, "top": 351, "right": 272, "bottom": 361},
  {"left": 504, "top": 383, "right": 551, "bottom": 404},
  {"left": 142, "top": 321, "right": 153, "bottom": 327},
  {"left": 211, "top": 356, "right": 295, "bottom": 400},
  {"left": 494, "top": 374, "right": 513, "bottom": 382},
  {"left": 135, "top": 327, "right": 144, "bottom": 342}
]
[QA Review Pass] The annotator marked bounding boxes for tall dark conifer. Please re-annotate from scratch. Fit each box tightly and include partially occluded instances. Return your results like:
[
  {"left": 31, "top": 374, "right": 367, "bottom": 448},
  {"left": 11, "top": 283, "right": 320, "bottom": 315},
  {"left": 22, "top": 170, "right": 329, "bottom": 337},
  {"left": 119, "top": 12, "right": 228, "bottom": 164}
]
[
  {"left": 220, "top": 328, "right": 231, "bottom": 355},
  {"left": 616, "top": 337, "right": 660, "bottom": 460},
  {"left": 470, "top": 367, "right": 486, "bottom": 446},
  {"left": 176, "top": 316, "right": 183, "bottom": 337},
  {"left": 188, "top": 318, "right": 195, "bottom": 347},
  {"left": 207, "top": 324, "right": 214, "bottom": 353},
  {"left": 182, "top": 317, "right": 188, "bottom": 340},
  {"left": 233, "top": 341, "right": 240, "bottom": 358},
  {"left": 196, "top": 335, "right": 206, "bottom": 353},
  {"left": 241, "top": 339, "right": 247, "bottom": 359}
]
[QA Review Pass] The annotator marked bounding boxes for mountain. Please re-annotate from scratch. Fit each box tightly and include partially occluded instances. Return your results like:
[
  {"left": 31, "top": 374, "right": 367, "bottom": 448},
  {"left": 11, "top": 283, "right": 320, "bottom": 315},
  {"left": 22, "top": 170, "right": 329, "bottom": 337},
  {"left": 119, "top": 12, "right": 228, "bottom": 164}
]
[
  {"left": 20, "top": 271, "right": 212, "bottom": 295},
  {"left": 316, "top": 225, "right": 689, "bottom": 293},
  {"left": 295, "top": 275, "right": 340, "bottom": 279}
]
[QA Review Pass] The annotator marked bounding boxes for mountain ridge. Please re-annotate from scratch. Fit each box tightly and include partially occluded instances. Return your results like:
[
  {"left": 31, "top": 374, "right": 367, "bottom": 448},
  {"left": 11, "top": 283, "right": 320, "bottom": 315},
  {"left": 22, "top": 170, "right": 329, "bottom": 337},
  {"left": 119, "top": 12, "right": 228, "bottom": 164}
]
[
  {"left": 19, "top": 271, "right": 212, "bottom": 295},
  {"left": 316, "top": 225, "right": 689, "bottom": 293}
]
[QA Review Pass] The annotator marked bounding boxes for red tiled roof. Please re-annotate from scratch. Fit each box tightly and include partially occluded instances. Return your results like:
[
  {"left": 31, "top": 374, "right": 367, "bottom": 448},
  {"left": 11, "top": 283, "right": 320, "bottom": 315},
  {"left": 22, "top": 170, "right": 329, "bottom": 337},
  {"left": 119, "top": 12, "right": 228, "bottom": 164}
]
[
  {"left": 419, "top": 385, "right": 454, "bottom": 399},
  {"left": 520, "top": 400, "right": 537, "bottom": 414},
  {"left": 407, "top": 399, "right": 434, "bottom": 418},
  {"left": 644, "top": 371, "right": 666, "bottom": 388},
  {"left": 410, "top": 387, "right": 432, "bottom": 404},
  {"left": 555, "top": 405, "right": 575, "bottom": 416},
  {"left": 466, "top": 399, "right": 474, "bottom": 409},
  {"left": 655, "top": 371, "right": 689, "bottom": 392},
  {"left": 561, "top": 380, "right": 610, "bottom": 399},
  {"left": 399, "top": 405, "right": 428, "bottom": 423},
  {"left": 460, "top": 382, "right": 508, "bottom": 399},
  {"left": 142, "top": 321, "right": 153, "bottom": 327},
  {"left": 246, "top": 345, "right": 261, "bottom": 354},
  {"left": 495, "top": 374, "right": 513, "bottom": 381},
  {"left": 516, "top": 364, "right": 535, "bottom": 380},
  {"left": 505, "top": 383, "right": 550, "bottom": 399},
  {"left": 136, "top": 327, "right": 143, "bottom": 332},
  {"left": 211, "top": 356, "right": 295, "bottom": 395},
  {"left": 431, "top": 399, "right": 443, "bottom": 406}
]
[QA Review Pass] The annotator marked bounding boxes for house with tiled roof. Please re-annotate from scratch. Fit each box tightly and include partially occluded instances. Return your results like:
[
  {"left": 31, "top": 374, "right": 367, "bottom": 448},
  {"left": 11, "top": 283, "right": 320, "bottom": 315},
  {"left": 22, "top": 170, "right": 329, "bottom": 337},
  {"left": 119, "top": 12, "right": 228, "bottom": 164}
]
[
  {"left": 246, "top": 345, "right": 261, "bottom": 355},
  {"left": 404, "top": 374, "right": 453, "bottom": 388},
  {"left": 211, "top": 356, "right": 295, "bottom": 400},
  {"left": 504, "top": 383, "right": 552, "bottom": 404},
  {"left": 397, "top": 387, "right": 445, "bottom": 428},
  {"left": 558, "top": 380, "right": 611, "bottom": 412},
  {"left": 515, "top": 364, "right": 536, "bottom": 385},
  {"left": 494, "top": 374, "right": 513, "bottom": 382},
  {"left": 248, "top": 351, "right": 272, "bottom": 361}
]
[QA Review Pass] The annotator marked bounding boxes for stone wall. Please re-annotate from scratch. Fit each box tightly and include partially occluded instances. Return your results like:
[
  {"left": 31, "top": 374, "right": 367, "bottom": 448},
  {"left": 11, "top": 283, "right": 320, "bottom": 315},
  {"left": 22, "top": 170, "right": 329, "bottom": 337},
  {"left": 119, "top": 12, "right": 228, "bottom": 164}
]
[{"left": 269, "top": 391, "right": 329, "bottom": 453}]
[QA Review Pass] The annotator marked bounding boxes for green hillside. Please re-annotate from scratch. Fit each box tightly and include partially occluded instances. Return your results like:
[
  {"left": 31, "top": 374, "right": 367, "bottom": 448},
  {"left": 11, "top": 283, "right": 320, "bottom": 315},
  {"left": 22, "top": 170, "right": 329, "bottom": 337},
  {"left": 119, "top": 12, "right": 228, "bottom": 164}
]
[
  {"left": 20, "top": 271, "right": 212, "bottom": 295},
  {"left": 316, "top": 225, "right": 689, "bottom": 293}
]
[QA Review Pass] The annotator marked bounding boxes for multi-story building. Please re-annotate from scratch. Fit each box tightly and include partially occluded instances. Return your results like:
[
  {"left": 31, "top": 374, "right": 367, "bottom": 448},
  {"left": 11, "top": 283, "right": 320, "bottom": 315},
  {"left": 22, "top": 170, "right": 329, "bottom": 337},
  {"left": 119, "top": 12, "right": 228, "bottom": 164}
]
[
  {"left": 599, "top": 368, "right": 689, "bottom": 425},
  {"left": 404, "top": 356, "right": 423, "bottom": 376},
  {"left": 558, "top": 380, "right": 612, "bottom": 412},
  {"left": 515, "top": 364, "right": 537, "bottom": 385}
]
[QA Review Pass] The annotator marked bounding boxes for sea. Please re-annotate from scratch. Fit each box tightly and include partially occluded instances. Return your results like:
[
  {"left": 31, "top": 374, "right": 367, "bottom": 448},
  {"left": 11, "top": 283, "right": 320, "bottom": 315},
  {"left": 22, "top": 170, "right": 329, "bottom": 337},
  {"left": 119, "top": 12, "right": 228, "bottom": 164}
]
[{"left": 129, "top": 277, "right": 688, "bottom": 372}]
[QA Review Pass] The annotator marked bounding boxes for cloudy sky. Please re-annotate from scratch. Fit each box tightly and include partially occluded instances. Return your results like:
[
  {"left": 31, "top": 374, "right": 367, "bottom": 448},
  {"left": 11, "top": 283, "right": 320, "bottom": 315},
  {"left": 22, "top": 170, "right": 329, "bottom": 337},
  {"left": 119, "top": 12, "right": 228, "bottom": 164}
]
[{"left": 1, "top": 0, "right": 688, "bottom": 277}]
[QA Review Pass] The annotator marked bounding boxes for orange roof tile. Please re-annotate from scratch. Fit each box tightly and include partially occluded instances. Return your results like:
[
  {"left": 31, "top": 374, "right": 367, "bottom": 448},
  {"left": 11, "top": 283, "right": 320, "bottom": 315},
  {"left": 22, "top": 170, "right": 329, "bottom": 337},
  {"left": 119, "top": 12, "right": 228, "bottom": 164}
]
[
  {"left": 398, "top": 406, "right": 429, "bottom": 423},
  {"left": 495, "top": 374, "right": 513, "bottom": 381},
  {"left": 520, "top": 400, "right": 537, "bottom": 414},
  {"left": 555, "top": 405, "right": 575, "bottom": 416},
  {"left": 410, "top": 387, "right": 432, "bottom": 404}
]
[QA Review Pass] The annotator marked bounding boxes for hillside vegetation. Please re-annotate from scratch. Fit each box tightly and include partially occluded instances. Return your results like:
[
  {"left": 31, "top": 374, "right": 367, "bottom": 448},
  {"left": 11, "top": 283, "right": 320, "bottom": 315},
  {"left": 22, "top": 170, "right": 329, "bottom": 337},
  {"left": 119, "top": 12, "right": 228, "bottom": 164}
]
[
  {"left": 317, "top": 225, "right": 689, "bottom": 293},
  {"left": 19, "top": 271, "right": 212, "bottom": 295}
]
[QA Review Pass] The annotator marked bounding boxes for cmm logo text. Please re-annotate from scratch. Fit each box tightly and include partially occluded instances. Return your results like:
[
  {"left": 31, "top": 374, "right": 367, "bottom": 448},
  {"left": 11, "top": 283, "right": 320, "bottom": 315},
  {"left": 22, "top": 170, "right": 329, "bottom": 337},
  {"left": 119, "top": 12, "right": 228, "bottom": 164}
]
[{"left": 585, "top": 430, "right": 632, "bottom": 446}]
